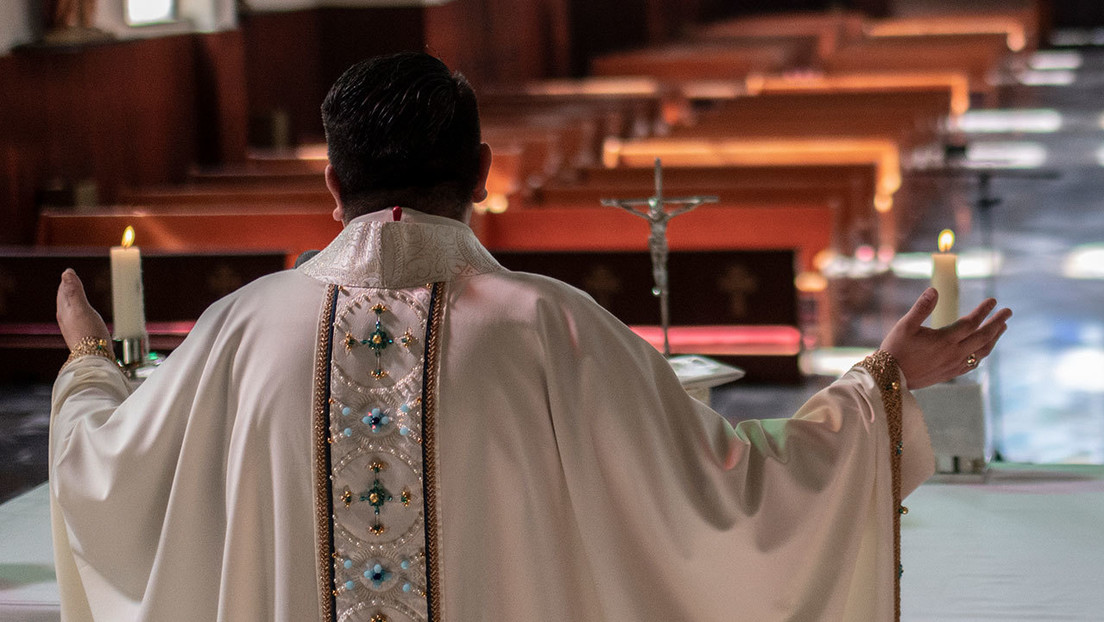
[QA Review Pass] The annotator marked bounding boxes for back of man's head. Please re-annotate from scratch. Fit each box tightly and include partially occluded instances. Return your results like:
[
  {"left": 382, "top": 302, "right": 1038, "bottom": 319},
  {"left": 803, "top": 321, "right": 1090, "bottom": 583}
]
[{"left": 322, "top": 52, "right": 481, "bottom": 221}]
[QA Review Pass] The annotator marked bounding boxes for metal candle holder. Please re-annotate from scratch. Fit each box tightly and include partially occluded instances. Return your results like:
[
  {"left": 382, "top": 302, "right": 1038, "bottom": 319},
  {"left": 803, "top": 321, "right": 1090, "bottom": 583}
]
[{"left": 115, "top": 335, "right": 163, "bottom": 380}]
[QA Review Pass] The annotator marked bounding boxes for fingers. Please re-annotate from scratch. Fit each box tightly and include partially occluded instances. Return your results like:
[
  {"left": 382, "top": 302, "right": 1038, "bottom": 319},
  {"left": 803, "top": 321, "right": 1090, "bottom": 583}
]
[
  {"left": 958, "top": 307, "right": 1012, "bottom": 353},
  {"left": 948, "top": 298, "right": 998, "bottom": 337},
  {"left": 955, "top": 308, "right": 1011, "bottom": 374},
  {"left": 970, "top": 325, "right": 1007, "bottom": 360},
  {"left": 57, "top": 269, "right": 112, "bottom": 349},
  {"left": 62, "top": 269, "right": 90, "bottom": 304},
  {"left": 902, "top": 287, "right": 938, "bottom": 330},
  {"left": 57, "top": 269, "right": 88, "bottom": 316},
  {"left": 57, "top": 269, "right": 75, "bottom": 318}
]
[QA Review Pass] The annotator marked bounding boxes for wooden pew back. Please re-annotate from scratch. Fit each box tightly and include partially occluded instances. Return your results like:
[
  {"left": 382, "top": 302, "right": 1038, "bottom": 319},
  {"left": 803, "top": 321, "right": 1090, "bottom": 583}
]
[
  {"left": 533, "top": 164, "right": 876, "bottom": 258},
  {"left": 591, "top": 41, "right": 808, "bottom": 81},
  {"left": 472, "top": 203, "right": 832, "bottom": 274},
  {"left": 822, "top": 33, "right": 1013, "bottom": 98},
  {"left": 672, "top": 90, "right": 951, "bottom": 149}
]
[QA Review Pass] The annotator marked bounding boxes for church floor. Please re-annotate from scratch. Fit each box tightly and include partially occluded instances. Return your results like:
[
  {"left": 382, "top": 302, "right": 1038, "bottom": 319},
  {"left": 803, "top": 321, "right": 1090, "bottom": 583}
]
[{"left": 7, "top": 46, "right": 1104, "bottom": 504}]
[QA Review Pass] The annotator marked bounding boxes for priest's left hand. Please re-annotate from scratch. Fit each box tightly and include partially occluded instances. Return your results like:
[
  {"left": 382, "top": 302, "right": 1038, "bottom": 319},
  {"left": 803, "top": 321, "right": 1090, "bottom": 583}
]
[
  {"left": 56, "top": 268, "right": 111, "bottom": 350},
  {"left": 880, "top": 287, "right": 1012, "bottom": 390}
]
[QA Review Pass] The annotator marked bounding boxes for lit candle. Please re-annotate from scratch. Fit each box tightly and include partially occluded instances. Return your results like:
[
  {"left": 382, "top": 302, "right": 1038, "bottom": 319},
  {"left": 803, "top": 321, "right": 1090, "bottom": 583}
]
[
  {"left": 110, "top": 226, "right": 147, "bottom": 340},
  {"left": 931, "top": 229, "right": 959, "bottom": 328}
]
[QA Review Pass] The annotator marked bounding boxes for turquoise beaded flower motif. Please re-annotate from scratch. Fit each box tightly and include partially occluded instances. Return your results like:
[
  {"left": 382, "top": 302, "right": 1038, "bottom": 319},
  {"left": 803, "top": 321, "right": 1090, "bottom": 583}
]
[
  {"left": 362, "top": 407, "right": 390, "bottom": 433},
  {"left": 365, "top": 563, "right": 392, "bottom": 588}
]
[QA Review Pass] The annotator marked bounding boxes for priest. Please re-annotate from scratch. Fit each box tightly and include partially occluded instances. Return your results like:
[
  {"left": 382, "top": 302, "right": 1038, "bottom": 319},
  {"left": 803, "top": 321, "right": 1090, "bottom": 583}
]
[{"left": 51, "top": 52, "right": 1011, "bottom": 621}]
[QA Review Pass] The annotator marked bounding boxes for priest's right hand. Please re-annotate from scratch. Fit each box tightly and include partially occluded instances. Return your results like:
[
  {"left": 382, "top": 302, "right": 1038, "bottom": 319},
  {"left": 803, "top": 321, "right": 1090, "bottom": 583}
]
[
  {"left": 879, "top": 287, "right": 1012, "bottom": 390},
  {"left": 56, "top": 269, "right": 111, "bottom": 351}
]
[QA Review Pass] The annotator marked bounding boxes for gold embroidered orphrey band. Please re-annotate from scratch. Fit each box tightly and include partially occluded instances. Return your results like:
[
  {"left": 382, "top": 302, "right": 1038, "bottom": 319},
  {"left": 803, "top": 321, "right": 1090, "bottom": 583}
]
[
  {"left": 314, "top": 284, "right": 339, "bottom": 621},
  {"left": 313, "top": 282, "right": 447, "bottom": 621},
  {"left": 422, "top": 282, "right": 446, "bottom": 620},
  {"left": 860, "top": 350, "right": 904, "bottom": 622}
]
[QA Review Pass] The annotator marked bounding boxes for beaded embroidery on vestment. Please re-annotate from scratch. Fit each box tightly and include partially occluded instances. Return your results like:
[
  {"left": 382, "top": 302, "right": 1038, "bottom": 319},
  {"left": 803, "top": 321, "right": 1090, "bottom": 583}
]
[{"left": 316, "top": 283, "right": 439, "bottom": 622}]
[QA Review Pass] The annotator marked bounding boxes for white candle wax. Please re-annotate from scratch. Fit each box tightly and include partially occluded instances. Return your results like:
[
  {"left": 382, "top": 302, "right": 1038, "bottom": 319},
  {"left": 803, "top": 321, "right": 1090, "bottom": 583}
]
[
  {"left": 931, "top": 251, "right": 959, "bottom": 328},
  {"left": 110, "top": 232, "right": 146, "bottom": 339}
]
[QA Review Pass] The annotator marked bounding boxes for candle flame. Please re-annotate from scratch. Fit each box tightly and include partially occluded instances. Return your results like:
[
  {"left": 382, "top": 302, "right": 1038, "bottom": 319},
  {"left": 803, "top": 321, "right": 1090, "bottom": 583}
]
[
  {"left": 121, "top": 226, "right": 135, "bottom": 249},
  {"left": 938, "top": 229, "right": 955, "bottom": 253}
]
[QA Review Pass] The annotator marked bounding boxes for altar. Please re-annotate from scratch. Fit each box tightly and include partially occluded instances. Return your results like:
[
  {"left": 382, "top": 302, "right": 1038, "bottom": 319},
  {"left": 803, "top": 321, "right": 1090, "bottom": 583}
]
[{"left": 3, "top": 463, "right": 1103, "bottom": 621}]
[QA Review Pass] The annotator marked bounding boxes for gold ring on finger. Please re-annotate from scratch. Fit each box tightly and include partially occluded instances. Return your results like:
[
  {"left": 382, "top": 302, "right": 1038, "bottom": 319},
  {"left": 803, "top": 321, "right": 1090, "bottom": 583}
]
[{"left": 965, "top": 353, "right": 979, "bottom": 368}]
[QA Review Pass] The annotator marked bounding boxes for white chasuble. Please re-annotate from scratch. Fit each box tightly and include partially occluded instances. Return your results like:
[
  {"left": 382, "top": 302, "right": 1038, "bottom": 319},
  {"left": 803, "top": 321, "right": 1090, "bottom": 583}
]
[{"left": 50, "top": 208, "right": 934, "bottom": 621}]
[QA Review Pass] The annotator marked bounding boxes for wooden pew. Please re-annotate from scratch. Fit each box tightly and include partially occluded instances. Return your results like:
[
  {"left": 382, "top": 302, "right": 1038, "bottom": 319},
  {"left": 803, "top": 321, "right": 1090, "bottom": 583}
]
[
  {"left": 118, "top": 185, "right": 331, "bottom": 206},
  {"left": 820, "top": 33, "right": 1014, "bottom": 102},
  {"left": 492, "top": 248, "right": 803, "bottom": 383},
  {"left": 130, "top": 144, "right": 533, "bottom": 212},
  {"left": 187, "top": 167, "right": 324, "bottom": 189},
  {"left": 33, "top": 202, "right": 818, "bottom": 382},
  {"left": 591, "top": 40, "right": 809, "bottom": 81},
  {"left": 173, "top": 95, "right": 649, "bottom": 213},
  {"left": 176, "top": 99, "right": 636, "bottom": 212},
  {"left": 23, "top": 209, "right": 809, "bottom": 384},
  {"left": 0, "top": 249, "right": 285, "bottom": 382},
  {"left": 481, "top": 120, "right": 595, "bottom": 190},
  {"left": 34, "top": 199, "right": 831, "bottom": 284},
  {"left": 476, "top": 207, "right": 817, "bottom": 382},
  {"left": 531, "top": 164, "right": 875, "bottom": 261},
  {"left": 744, "top": 71, "right": 971, "bottom": 118},
  {"left": 481, "top": 93, "right": 681, "bottom": 191},
  {"left": 671, "top": 90, "right": 951, "bottom": 152},
  {"left": 693, "top": 10, "right": 866, "bottom": 60},
  {"left": 187, "top": 147, "right": 527, "bottom": 214},
  {"left": 472, "top": 203, "right": 832, "bottom": 276},
  {"left": 480, "top": 79, "right": 666, "bottom": 138},
  {"left": 224, "top": 147, "right": 329, "bottom": 173},
  {"left": 35, "top": 205, "right": 342, "bottom": 269},
  {"left": 600, "top": 137, "right": 902, "bottom": 252},
  {"left": 865, "top": 11, "right": 1039, "bottom": 53}
]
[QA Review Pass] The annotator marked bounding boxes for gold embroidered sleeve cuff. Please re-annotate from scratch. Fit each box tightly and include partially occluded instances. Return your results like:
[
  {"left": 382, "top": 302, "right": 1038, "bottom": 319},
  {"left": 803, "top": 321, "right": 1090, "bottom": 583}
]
[
  {"left": 859, "top": 349, "right": 905, "bottom": 621},
  {"left": 63, "top": 336, "right": 117, "bottom": 370}
]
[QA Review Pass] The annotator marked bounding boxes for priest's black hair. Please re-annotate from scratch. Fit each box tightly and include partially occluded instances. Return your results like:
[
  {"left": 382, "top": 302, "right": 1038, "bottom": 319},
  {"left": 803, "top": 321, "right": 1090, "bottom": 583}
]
[{"left": 322, "top": 51, "right": 482, "bottom": 220}]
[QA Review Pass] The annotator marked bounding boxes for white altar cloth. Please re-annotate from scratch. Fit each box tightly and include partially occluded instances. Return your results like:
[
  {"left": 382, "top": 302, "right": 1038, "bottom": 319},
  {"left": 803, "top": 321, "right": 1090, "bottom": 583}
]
[{"left": 3, "top": 463, "right": 1103, "bottom": 621}]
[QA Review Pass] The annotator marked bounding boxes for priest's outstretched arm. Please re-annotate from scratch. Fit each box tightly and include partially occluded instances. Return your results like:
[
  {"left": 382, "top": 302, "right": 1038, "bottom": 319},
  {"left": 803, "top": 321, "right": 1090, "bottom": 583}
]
[{"left": 519, "top": 281, "right": 1009, "bottom": 620}]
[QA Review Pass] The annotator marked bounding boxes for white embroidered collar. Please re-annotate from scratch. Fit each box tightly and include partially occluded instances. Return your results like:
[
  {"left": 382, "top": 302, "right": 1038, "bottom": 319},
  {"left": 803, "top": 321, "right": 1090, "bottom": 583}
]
[{"left": 298, "top": 208, "right": 502, "bottom": 288}]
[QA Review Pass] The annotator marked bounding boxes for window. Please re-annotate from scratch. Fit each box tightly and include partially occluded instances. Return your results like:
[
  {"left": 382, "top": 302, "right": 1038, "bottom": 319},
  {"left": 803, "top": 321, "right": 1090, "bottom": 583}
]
[{"left": 126, "top": 0, "right": 175, "bottom": 26}]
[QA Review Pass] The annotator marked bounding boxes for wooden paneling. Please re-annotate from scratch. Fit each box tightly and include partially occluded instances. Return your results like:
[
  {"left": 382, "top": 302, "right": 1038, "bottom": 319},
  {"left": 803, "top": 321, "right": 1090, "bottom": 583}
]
[
  {"left": 0, "top": 1, "right": 717, "bottom": 246},
  {"left": 318, "top": 7, "right": 427, "bottom": 90},
  {"left": 240, "top": 10, "right": 326, "bottom": 145},
  {"left": 0, "top": 35, "right": 214, "bottom": 243},
  {"left": 424, "top": 0, "right": 571, "bottom": 87},
  {"left": 567, "top": 0, "right": 651, "bottom": 77},
  {"left": 240, "top": 7, "right": 428, "bottom": 145},
  {"left": 194, "top": 30, "right": 249, "bottom": 166},
  {"left": 0, "top": 31, "right": 252, "bottom": 244}
]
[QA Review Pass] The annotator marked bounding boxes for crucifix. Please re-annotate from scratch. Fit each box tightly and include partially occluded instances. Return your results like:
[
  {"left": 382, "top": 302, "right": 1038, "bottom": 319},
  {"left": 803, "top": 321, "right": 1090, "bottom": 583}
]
[{"left": 601, "top": 158, "right": 718, "bottom": 357}]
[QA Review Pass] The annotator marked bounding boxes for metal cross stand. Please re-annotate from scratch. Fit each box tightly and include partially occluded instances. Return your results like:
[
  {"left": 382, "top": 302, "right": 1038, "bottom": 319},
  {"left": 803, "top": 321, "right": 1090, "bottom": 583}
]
[{"left": 601, "top": 158, "right": 718, "bottom": 357}]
